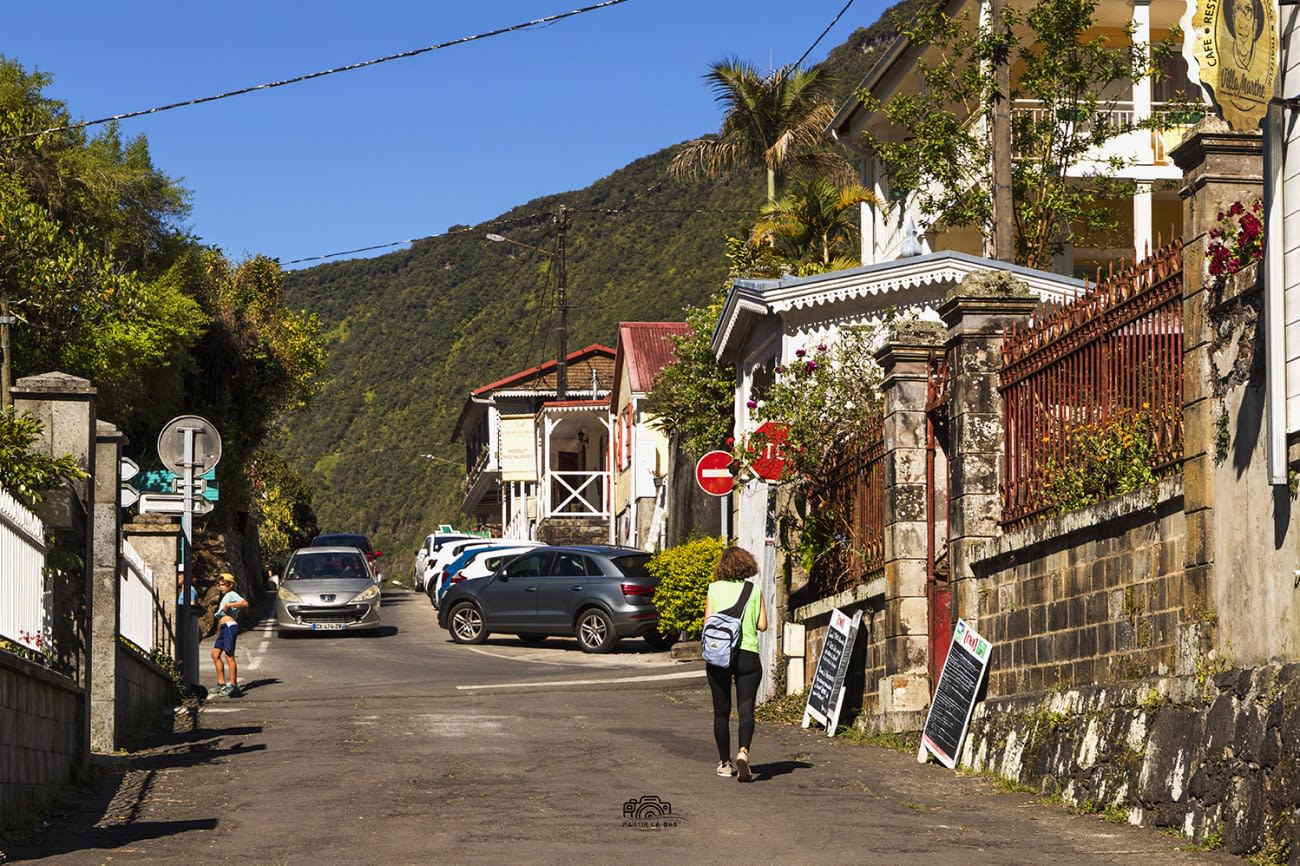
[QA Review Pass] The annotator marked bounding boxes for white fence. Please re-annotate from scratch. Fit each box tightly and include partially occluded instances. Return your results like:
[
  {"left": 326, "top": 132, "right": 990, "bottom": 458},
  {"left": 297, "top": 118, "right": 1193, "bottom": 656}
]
[
  {"left": 0, "top": 484, "right": 48, "bottom": 649},
  {"left": 119, "top": 541, "right": 156, "bottom": 653}
]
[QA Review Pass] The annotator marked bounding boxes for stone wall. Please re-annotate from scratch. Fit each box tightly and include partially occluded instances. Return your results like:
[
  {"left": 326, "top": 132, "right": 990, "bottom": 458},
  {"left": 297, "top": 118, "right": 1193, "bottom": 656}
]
[
  {"left": 961, "top": 664, "right": 1300, "bottom": 859},
  {"left": 114, "top": 644, "right": 175, "bottom": 749},
  {"left": 972, "top": 478, "right": 1200, "bottom": 695},
  {"left": 0, "top": 652, "right": 83, "bottom": 833}
]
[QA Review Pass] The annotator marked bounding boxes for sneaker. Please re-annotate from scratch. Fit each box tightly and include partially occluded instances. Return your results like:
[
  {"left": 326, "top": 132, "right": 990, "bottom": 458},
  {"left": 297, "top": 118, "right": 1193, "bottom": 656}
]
[
  {"left": 715, "top": 760, "right": 735, "bottom": 777},
  {"left": 211, "top": 684, "right": 230, "bottom": 697},
  {"left": 736, "top": 749, "right": 752, "bottom": 782},
  {"left": 226, "top": 684, "right": 243, "bottom": 698}
]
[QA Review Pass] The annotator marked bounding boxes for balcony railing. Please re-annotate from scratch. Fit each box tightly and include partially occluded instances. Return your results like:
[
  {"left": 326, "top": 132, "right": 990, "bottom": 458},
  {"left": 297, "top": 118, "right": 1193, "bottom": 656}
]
[{"left": 544, "top": 470, "right": 608, "bottom": 519}]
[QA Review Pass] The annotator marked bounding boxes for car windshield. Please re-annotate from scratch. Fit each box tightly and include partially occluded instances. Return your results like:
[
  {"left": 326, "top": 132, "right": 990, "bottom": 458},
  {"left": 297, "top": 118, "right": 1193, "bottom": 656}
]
[
  {"left": 286, "top": 551, "right": 368, "bottom": 580},
  {"left": 313, "top": 534, "right": 371, "bottom": 553},
  {"left": 610, "top": 554, "right": 653, "bottom": 578}
]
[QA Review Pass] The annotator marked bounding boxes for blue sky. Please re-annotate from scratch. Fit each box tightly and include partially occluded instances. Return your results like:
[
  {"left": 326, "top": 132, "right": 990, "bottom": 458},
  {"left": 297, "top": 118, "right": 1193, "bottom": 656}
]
[{"left": 5, "top": 1, "right": 887, "bottom": 268}]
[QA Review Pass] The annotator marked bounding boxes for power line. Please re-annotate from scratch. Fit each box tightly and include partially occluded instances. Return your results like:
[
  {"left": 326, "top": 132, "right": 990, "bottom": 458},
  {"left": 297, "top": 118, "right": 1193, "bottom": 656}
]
[
  {"left": 0, "top": 0, "right": 632, "bottom": 144},
  {"left": 785, "top": 0, "right": 858, "bottom": 78}
]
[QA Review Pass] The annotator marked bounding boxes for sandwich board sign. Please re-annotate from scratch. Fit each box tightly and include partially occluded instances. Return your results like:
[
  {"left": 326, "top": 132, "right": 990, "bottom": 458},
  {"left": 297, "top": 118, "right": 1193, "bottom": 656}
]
[
  {"left": 802, "top": 607, "right": 863, "bottom": 736},
  {"left": 919, "top": 619, "right": 992, "bottom": 769}
]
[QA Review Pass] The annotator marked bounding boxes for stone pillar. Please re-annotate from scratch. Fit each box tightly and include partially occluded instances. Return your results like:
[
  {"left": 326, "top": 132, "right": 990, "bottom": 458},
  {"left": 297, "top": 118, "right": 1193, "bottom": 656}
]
[
  {"left": 938, "top": 280, "right": 1040, "bottom": 626},
  {"left": 12, "top": 372, "right": 96, "bottom": 757},
  {"left": 122, "top": 516, "right": 181, "bottom": 657},
  {"left": 874, "top": 320, "right": 945, "bottom": 718},
  {"left": 1171, "top": 121, "right": 1264, "bottom": 660},
  {"left": 90, "top": 421, "right": 125, "bottom": 752}
]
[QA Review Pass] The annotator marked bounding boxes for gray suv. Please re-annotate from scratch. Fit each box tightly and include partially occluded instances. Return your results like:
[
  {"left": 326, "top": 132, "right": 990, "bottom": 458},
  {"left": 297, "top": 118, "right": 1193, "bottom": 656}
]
[{"left": 437, "top": 545, "right": 675, "bottom": 653}]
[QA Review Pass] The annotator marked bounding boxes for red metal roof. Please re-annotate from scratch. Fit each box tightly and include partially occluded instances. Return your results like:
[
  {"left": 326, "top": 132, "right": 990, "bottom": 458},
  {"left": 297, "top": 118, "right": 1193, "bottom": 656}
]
[
  {"left": 612, "top": 322, "right": 692, "bottom": 397},
  {"left": 471, "top": 344, "right": 616, "bottom": 396}
]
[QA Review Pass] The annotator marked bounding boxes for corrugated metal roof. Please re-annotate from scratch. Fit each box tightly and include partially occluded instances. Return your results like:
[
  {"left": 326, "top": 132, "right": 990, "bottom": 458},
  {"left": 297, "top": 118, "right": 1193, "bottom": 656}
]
[
  {"left": 613, "top": 321, "right": 692, "bottom": 396},
  {"left": 471, "top": 344, "right": 616, "bottom": 396}
]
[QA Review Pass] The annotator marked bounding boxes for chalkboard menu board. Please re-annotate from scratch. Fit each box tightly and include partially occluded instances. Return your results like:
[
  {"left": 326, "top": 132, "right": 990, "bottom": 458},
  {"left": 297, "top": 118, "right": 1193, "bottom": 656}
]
[
  {"left": 802, "top": 608, "right": 862, "bottom": 737},
  {"left": 920, "top": 619, "right": 991, "bottom": 768}
]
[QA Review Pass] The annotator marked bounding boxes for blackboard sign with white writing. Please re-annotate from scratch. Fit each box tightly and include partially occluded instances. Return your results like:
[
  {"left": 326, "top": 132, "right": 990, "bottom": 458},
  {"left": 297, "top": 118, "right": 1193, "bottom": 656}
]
[
  {"left": 802, "top": 608, "right": 862, "bottom": 737},
  {"left": 920, "top": 619, "right": 991, "bottom": 769}
]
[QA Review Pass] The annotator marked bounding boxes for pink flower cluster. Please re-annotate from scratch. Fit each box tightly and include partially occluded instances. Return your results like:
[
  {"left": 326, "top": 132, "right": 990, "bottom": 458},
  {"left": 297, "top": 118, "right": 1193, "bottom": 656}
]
[{"left": 1207, "top": 200, "right": 1264, "bottom": 278}]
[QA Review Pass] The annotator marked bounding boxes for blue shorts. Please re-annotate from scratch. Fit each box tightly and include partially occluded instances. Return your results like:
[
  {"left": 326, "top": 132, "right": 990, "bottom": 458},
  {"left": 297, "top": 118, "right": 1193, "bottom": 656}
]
[{"left": 215, "top": 621, "right": 240, "bottom": 654}]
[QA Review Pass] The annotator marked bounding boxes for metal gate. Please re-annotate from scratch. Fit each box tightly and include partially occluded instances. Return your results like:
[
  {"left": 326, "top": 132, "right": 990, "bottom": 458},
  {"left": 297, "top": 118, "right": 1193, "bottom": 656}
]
[{"left": 925, "top": 350, "right": 953, "bottom": 689}]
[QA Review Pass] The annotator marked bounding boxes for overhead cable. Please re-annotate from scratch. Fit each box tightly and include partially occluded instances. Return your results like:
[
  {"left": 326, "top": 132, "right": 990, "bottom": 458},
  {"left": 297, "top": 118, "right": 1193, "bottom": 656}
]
[{"left": 1, "top": 0, "right": 632, "bottom": 143}]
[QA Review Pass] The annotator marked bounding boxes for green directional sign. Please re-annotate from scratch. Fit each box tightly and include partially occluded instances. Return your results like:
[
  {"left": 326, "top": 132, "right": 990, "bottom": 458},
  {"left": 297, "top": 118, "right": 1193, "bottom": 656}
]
[{"left": 131, "top": 467, "right": 219, "bottom": 501}]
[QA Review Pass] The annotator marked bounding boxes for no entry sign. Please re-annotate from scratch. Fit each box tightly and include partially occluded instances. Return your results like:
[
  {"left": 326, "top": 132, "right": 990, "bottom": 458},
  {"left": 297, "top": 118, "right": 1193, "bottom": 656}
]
[{"left": 695, "top": 450, "right": 734, "bottom": 496}]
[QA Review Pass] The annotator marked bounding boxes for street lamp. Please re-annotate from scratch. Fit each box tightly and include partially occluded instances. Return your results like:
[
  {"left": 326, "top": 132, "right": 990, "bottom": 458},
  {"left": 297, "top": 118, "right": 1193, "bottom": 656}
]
[{"left": 486, "top": 206, "right": 569, "bottom": 399}]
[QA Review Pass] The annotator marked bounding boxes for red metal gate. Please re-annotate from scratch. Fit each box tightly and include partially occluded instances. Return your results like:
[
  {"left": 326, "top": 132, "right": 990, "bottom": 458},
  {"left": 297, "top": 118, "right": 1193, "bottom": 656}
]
[{"left": 925, "top": 350, "right": 953, "bottom": 687}]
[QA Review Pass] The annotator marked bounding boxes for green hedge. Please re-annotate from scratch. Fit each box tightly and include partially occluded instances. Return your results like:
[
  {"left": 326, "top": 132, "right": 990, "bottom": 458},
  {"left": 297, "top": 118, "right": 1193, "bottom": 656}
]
[{"left": 649, "top": 536, "right": 726, "bottom": 637}]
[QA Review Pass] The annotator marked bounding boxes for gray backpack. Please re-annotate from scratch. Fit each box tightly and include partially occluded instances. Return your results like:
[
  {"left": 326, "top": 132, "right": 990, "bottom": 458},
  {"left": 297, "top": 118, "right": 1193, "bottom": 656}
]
[{"left": 701, "top": 582, "right": 754, "bottom": 668}]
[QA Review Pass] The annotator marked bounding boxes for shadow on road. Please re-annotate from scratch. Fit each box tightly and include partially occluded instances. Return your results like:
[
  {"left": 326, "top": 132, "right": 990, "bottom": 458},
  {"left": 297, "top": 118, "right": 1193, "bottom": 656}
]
[{"left": 752, "top": 759, "right": 814, "bottom": 782}]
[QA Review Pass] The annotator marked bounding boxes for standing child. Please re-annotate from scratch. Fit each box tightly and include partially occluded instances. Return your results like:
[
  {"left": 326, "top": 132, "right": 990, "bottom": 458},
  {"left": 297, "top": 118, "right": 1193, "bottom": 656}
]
[{"left": 211, "top": 573, "right": 249, "bottom": 697}]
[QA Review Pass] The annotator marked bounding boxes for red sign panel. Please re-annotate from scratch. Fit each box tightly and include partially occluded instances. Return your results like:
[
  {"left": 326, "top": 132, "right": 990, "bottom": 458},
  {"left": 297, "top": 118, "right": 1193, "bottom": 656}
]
[
  {"left": 695, "top": 450, "right": 734, "bottom": 496},
  {"left": 750, "top": 421, "right": 788, "bottom": 482}
]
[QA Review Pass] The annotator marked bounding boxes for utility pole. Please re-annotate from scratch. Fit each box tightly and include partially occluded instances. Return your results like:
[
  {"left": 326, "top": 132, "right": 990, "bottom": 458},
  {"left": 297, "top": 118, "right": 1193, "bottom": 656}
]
[
  {"left": 989, "top": 0, "right": 1015, "bottom": 263},
  {"left": 555, "top": 206, "right": 569, "bottom": 401},
  {"left": 1, "top": 295, "right": 12, "bottom": 409}
]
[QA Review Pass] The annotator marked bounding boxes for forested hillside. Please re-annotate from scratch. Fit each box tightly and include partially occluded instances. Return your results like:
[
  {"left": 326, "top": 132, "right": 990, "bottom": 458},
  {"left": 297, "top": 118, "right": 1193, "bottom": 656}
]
[{"left": 280, "top": 7, "right": 914, "bottom": 569}]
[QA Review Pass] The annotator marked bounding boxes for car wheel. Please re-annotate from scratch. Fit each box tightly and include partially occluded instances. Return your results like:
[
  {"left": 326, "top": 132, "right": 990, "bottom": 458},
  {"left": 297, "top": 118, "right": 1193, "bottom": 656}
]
[
  {"left": 575, "top": 608, "right": 618, "bottom": 653},
  {"left": 643, "top": 630, "right": 677, "bottom": 651},
  {"left": 448, "top": 602, "right": 488, "bottom": 644},
  {"left": 517, "top": 633, "right": 548, "bottom": 645}
]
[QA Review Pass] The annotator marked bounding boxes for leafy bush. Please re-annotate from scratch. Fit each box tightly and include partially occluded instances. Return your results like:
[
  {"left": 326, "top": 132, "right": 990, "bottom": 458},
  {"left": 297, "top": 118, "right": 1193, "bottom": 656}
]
[{"left": 649, "top": 536, "right": 726, "bottom": 638}]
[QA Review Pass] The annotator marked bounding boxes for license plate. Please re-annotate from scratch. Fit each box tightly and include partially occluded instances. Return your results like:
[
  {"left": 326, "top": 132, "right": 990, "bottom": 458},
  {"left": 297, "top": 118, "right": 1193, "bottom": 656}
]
[{"left": 311, "top": 623, "right": 346, "bottom": 631}]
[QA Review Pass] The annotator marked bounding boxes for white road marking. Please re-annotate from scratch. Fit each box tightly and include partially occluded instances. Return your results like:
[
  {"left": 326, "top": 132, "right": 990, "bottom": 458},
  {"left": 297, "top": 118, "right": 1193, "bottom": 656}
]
[{"left": 457, "top": 669, "right": 704, "bottom": 691}]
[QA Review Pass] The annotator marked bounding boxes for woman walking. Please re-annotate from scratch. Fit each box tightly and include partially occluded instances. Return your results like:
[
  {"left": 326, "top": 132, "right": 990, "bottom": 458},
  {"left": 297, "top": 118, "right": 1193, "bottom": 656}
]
[{"left": 704, "top": 546, "right": 766, "bottom": 781}]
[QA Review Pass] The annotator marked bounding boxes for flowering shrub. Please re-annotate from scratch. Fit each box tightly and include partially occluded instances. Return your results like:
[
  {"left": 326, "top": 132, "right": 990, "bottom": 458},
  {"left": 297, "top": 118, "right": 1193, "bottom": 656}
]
[
  {"left": 1041, "top": 405, "right": 1168, "bottom": 514},
  {"left": 1, "top": 628, "right": 55, "bottom": 666},
  {"left": 1207, "top": 200, "right": 1264, "bottom": 279}
]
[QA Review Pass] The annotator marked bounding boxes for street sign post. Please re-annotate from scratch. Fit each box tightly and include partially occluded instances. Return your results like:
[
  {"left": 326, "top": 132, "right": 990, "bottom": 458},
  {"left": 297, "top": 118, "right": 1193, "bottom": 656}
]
[
  {"left": 695, "top": 450, "right": 734, "bottom": 496},
  {"left": 157, "top": 415, "right": 222, "bottom": 688}
]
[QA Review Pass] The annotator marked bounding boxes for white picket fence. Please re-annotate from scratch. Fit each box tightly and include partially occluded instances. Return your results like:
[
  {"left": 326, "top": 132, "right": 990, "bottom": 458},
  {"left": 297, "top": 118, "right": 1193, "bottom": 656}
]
[
  {"left": 119, "top": 540, "right": 156, "bottom": 653},
  {"left": 0, "top": 484, "right": 48, "bottom": 649}
]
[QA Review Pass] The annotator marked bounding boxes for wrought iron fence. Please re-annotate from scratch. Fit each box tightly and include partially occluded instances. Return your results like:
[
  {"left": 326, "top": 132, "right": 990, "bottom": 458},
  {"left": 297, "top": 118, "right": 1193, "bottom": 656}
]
[
  {"left": 807, "top": 418, "right": 886, "bottom": 594},
  {"left": 1000, "top": 240, "right": 1184, "bottom": 528}
]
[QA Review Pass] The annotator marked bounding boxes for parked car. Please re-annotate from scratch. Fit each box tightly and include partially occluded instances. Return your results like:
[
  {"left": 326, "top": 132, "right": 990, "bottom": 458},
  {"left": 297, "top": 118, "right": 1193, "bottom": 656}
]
[
  {"left": 312, "top": 532, "right": 383, "bottom": 579},
  {"left": 426, "top": 537, "right": 499, "bottom": 606},
  {"left": 432, "top": 544, "right": 538, "bottom": 608},
  {"left": 437, "top": 545, "right": 676, "bottom": 653},
  {"left": 275, "top": 546, "right": 382, "bottom": 636},
  {"left": 412, "top": 532, "right": 476, "bottom": 590}
]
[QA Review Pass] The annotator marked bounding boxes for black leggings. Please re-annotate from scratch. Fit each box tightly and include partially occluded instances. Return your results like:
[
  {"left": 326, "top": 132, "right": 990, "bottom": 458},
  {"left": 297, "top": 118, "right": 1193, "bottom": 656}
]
[{"left": 706, "top": 650, "right": 762, "bottom": 761}]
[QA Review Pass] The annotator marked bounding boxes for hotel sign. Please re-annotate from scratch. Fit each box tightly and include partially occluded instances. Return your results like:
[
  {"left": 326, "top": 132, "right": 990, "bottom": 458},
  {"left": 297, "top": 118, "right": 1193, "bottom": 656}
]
[{"left": 1194, "top": 0, "right": 1277, "bottom": 131}]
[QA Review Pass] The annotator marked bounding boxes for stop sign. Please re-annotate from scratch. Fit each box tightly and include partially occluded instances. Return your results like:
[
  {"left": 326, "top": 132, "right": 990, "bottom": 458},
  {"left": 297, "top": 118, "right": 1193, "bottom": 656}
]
[
  {"left": 695, "top": 450, "right": 734, "bottom": 496},
  {"left": 750, "top": 421, "right": 788, "bottom": 482}
]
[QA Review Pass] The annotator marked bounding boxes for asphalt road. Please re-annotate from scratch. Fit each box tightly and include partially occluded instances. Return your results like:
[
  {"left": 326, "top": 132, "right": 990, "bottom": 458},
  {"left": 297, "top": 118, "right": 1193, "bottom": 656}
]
[{"left": 8, "top": 588, "right": 1245, "bottom": 865}]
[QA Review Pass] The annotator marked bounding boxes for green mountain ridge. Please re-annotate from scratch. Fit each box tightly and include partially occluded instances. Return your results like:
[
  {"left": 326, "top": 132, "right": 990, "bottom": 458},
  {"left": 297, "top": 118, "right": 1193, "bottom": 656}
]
[{"left": 280, "top": 10, "right": 913, "bottom": 568}]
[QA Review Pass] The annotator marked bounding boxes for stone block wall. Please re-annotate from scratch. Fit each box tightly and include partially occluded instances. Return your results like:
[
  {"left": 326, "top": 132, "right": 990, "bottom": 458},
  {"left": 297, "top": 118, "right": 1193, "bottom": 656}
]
[
  {"left": 972, "top": 479, "right": 1195, "bottom": 697},
  {"left": 114, "top": 644, "right": 175, "bottom": 749},
  {"left": 961, "top": 664, "right": 1300, "bottom": 859},
  {"left": 0, "top": 652, "right": 83, "bottom": 833}
]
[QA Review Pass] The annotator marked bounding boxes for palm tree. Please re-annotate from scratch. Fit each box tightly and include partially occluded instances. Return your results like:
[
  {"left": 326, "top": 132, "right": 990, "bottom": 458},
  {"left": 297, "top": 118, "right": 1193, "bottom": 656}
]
[
  {"left": 668, "top": 57, "right": 848, "bottom": 202},
  {"left": 751, "top": 178, "right": 878, "bottom": 268}
]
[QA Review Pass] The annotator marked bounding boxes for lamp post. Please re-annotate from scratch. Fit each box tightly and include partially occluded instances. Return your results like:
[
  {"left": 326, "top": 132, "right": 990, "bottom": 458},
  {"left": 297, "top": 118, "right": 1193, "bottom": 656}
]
[{"left": 486, "top": 205, "right": 569, "bottom": 399}]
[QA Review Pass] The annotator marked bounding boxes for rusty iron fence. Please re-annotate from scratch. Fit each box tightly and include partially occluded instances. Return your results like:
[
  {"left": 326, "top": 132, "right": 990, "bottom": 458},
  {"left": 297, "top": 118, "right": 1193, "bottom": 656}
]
[
  {"left": 1000, "top": 241, "right": 1185, "bottom": 528},
  {"left": 807, "top": 417, "right": 886, "bottom": 595}
]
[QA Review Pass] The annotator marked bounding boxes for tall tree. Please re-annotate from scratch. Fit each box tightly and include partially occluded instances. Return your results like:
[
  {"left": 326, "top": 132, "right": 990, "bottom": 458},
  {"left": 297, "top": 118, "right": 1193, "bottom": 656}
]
[
  {"left": 751, "top": 178, "right": 878, "bottom": 270},
  {"left": 669, "top": 57, "right": 849, "bottom": 202},
  {"left": 859, "top": 0, "right": 1180, "bottom": 270}
]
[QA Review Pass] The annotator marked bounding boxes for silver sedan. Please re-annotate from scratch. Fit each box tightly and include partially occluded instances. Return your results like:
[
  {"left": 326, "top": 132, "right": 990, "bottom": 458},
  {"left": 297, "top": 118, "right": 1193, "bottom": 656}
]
[{"left": 275, "top": 547, "right": 382, "bottom": 635}]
